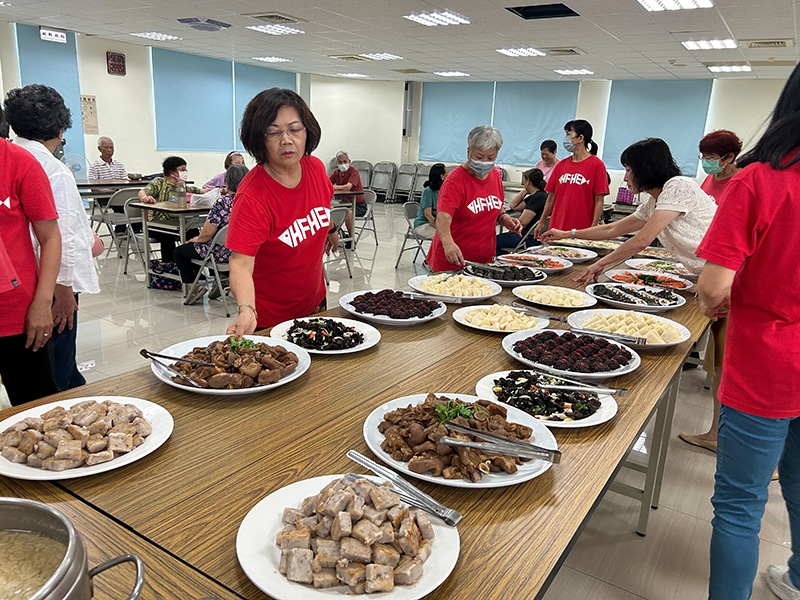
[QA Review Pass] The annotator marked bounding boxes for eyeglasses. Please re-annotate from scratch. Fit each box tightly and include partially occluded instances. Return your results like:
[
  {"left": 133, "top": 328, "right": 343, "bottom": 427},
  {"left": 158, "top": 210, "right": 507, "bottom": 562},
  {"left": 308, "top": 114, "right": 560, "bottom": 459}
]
[{"left": 264, "top": 126, "right": 306, "bottom": 142}]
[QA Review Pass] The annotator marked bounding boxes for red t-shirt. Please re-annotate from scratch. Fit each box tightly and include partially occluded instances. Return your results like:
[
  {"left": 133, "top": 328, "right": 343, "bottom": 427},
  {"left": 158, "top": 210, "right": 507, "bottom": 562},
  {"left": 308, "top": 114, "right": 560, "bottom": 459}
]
[
  {"left": 0, "top": 139, "right": 58, "bottom": 336},
  {"left": 226, "top": 155, "right": 334, "bottom": 328},
  {"left": 700, "top": 174, "right": 733, "bottom": 206},
  {"left": 330, "top": 166, "right": 364, "bottom": 204},
  {"left": 696, "top": 159, "right": 800, "bottom": 418},
  {"left": 544, "top": 155, "right": 609, "bottom": 230},
  {"left": 428, "top": 166, "right": 503, "bottom": 272}
]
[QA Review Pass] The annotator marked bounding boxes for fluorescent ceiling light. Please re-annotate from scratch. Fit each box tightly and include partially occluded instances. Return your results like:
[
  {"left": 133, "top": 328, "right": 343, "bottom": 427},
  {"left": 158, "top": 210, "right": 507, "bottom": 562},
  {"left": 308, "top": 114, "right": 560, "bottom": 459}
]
[
  {"left": 359, "top": 52, "right": 403, "bottom": 60},
  {"left": 246, "top": 24, "right": 304, "bottom": 35},
  {"left": 635, "top": 0, "right": 712, "bottom": 11},
  {"left": 0, "top": 2, "right": 12, "bottom": 6},
  {"left": 707, "top": 64, "right": 752, "bottom": 72},
  {"left": 252, "top": 56, "right": 292, "bottom": 63},
  {"left": 496, "top": 47, "right": 546, "bottom": 57},
  {"left": 403, "top": 10, "right": 470, "bottom": 26},
  {"left": 434, "top": 71, "right": 470, "bottom": 77},
  {"left": 554, "top": 68, "right": 594, "bottom": 75},
  {"left": 682, "top": 39, "right": 737, "bottom": 50},
  {"left": 130, "top": 32, "right": 182, "bottom": 41},
  {"left": 336, "top": 73, "right": 370, "bottom": 78}
]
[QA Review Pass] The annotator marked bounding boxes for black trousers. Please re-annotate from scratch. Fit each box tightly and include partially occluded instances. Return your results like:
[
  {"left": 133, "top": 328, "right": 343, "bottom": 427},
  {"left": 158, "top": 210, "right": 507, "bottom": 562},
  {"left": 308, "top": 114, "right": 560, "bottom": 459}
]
[
  {"left": 0, "top": 333, "right": 58, "bottom": 405},
  {"left": 173, "top": 243, "right": 203, "bottom": 283}
]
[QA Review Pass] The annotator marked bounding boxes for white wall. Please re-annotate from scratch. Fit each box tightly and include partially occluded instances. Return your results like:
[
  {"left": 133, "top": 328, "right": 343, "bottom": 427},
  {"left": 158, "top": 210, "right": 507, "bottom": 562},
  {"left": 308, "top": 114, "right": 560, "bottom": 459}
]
[
  {"left": 0, "top": 22, "right": 20, "bottom": 94},
  {"left": 704, "top": 79, "right": 785, "bottom": 150}
]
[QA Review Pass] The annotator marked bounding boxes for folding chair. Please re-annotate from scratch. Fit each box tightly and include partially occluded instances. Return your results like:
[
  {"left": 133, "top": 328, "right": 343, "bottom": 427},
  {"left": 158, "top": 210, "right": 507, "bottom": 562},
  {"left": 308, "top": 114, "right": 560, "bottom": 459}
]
[
  {"left": 392, "top": 164, "right": 417, "bottom": 203},
  {"left": 122, "top": 199, "right": 159, "bottom": 275},
  {"left": 497, "top": 218, "right": 546, "bottom": 255},
  {"left": 351, "top": 160, "right": 373, "bottom": 190},
  {"left": 324, "top": 206, "right": 353, "bottom": 284},
  {"left": 91, "top": 187, "right": 142, "bottom": 257},
  {"left": 395, "top": 201, "right": 430, "bottom": 268},
  {"left": 371, "top": 161, "right": 397, "bottom": 200},
  {"left": 183, "top": 225, "right": 232, "bottom": 317},
  {"left": 355, "top": 190, "right": 378, "bottom": 246},
  {"left": 410, "top": 165, "right": 430, "bottom": 202}
]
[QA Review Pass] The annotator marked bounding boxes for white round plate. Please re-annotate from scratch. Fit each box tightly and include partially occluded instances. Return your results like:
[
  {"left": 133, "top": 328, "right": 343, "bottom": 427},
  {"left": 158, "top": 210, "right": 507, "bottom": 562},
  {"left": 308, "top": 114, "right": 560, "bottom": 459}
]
[
  {"left": 339, "top": 290, "right": 447, "bottom": 327},
  {"left": 585, "top": 282, "right": 686, "bottom": 314},
  {"left": 512, "top": 285, "right": 597, "bottom": 309},
  {"left": 496, "top": 254, "right": 573, "bottom": 273},
  {"left": 269, "top": 317, "right": 381, "bottom": 355},
  {"left": 603, "top": 269, "right": 693, "bottom": 291},
  {"left": 363, "top": 393, "right": 558, "bottom": 488},
  {"left": 557, "top": 239, "right": 621, "bottom": 253},
  {"left": 474, "top": 371, "right": 618, "bottom": 428},
  {"left": 462, "top": 264, "right": 547, "bottom": 287},
  {"left": 566, "top": 309, "right": 691, "bottom": 350},
  {"left": 149, "top": 335, "right": 311, "bottom": 395},
  {"left": 637, "top": 246, "right": 674, "bottom": 260},
  {"left": 533, "top": 246, "right": 598, "bottom": 263},
  {"left": 624, "top": 258, "right": 696, "bottom": 280},
  {"left": 502, "top": 329, "right": 641, "bottom": 381},
  {"left": 452, "top": 305, "right": 548, "bottom": 333},
  {"left": 236, "top": 474, "right": 459, "bottom": 600},
  {"left": 0, "top": 396, "right": 173, "bottom": 480},
  {"left": 407, "top": 275, "right": 501, "bottom": 303}
]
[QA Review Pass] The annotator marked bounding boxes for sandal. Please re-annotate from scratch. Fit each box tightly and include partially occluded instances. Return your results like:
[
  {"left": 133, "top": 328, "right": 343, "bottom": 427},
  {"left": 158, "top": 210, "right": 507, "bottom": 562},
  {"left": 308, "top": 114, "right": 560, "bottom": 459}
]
[{"left": 679, "top": 432, "right": 717, "bottom": 453}]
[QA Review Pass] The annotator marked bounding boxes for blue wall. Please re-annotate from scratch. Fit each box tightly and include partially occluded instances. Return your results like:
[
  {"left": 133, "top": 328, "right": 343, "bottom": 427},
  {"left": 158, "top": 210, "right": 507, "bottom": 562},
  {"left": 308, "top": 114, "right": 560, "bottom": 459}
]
[{"left": 233, "top": 63, "right": 296, "bottom": 151}]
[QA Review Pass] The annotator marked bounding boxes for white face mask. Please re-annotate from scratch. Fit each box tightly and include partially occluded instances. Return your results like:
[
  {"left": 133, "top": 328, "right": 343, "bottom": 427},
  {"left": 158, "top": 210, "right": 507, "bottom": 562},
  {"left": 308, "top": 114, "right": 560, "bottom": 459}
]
[
  {"left": 178, "top": 171, "right": 189, "bottom": 181},
  {"left": 337, "top": 163, "right": 349, "bottom": 173}
]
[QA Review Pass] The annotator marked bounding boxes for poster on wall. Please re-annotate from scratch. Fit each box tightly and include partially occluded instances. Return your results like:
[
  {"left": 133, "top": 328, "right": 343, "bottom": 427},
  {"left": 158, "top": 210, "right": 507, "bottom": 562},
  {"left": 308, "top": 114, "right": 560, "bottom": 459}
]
[{"left": 80, "top": 95, "right": 99, "bottom": 135}]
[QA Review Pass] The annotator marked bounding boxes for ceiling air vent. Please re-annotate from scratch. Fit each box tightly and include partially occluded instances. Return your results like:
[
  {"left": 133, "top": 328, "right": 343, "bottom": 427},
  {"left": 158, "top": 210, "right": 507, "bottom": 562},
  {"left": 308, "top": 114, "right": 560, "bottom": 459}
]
[
  {"left": 246, "top": 12, "right": 304, "bottom": 24},
  {"left": 392, "top": 68, "right": 427, "bottom": 74},
  {"left": 740, "top": 39, "right": 793, "bottom": 49},
  {"left": 543, "top": 47, "right": 585, "bottom": 56},
  {"left": 330, "top": 54, "right": 372, "bottom": 62},
  {"left": 177, "top": 18, "right": 231, "bottom": 32},
  {"left": 749, "top": 60, "right": 797, "bottom": 67},
  {"left": 506, "top": 4, "right": 580, "bottom": 20}
]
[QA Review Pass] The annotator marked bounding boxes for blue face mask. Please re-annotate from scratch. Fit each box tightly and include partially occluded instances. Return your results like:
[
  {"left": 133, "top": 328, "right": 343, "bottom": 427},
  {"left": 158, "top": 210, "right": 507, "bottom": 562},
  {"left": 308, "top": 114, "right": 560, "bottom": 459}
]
[
  {"left": 701, "top": 158, "right": 724, "bottom": 175},
  {"left": 563, "top": 135, "right": 576, "bottom": 153}
]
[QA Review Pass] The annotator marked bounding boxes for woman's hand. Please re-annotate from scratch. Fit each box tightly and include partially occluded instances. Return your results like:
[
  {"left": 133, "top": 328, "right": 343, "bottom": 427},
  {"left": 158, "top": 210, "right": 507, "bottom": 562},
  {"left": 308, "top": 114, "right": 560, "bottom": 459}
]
[
  {"left": 52, "top": 285, "right": 77, "bottom": 333},
  {"left": 503, "top": 215, "right": 523, "bottom": 235},
  {"left": 533, "top": 220, "right": 546, "bottom": 240},
  {"left": 325, "top": 231, "right": 339, "bottom": 254},
  {"left": 538, "top": 228, "right": 568, "bottom": 242},
  {"left": 699, "top": 296, "right": 730, "bottom": 321},
  {"left": 442, "top": 240, "right": 464, "bottom": 267},
  {"left": 573, "top": 261, "right": 605, "bottom": 284},
  {"left": 142, "top": 195, "right": 156, "bottom": 204},
  {"left": 226, "top": 311, "right": 257, "bottom": 337},
  {"left": 25, "top": 298, "right": 54, "bottom": 351}
]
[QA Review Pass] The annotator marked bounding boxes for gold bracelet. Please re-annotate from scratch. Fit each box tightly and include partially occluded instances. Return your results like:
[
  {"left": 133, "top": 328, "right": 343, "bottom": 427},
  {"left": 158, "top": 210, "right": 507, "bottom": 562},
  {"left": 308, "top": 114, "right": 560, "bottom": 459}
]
[{"left": 237, "top": 303, "right": 258, "bottom": 321}]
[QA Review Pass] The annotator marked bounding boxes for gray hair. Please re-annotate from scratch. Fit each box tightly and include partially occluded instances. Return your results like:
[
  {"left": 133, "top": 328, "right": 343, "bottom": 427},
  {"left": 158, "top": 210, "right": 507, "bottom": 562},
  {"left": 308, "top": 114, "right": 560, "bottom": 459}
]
[
  {"left": 97, "top": 136, "right": 113, "bottom": 146},
  {"left": 224, "top": 163, "right": 249, "bottom": 192},
  {"left": 335, "top": 150, "right": 350, "bottom": 160},
  {"left": 467, "top": 125, "right": 503, "bottom": 151}
]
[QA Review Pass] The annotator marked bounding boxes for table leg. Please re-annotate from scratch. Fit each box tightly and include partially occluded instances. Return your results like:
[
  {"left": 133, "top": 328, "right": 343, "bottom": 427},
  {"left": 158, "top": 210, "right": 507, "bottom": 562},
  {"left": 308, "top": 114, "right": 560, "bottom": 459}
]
[{"left": 141, "top": 210, "right": 152, "bottom": 284}]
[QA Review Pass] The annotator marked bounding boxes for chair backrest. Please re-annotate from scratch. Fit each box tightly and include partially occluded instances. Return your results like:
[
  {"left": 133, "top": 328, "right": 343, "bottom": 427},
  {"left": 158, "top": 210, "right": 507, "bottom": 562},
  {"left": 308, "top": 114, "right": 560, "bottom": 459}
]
[
  {"left": 351, "top": 160, "right": 373, "bottom": 189},
  {"left": 370, "top": 161, "right": 397, "bottom": 193},
  {"left": 394, "top": 164, "right": 418, "bottom": 193},
  {"left": 123, "top": 197, "right": 144, "bottom": 220},
  {"left": 208, "top": 224, "right": 229, "bottom": 250},
  {"left": 412, "top": 165, "right": 430, "bottom": 195},
  {"left": 329, "top": 206, "right": 349, "bottom": 230},
  {"left": 108, "top": 187, "right": 142, "bottom": 208},
  {"left": 328, "top": 156, "right": 337, "bottom": 175},
  {"left": 361, "top": 189, "right": 377, "bottom": 209},
  {"left": 403, "top": 201, "right": 420, "bottom": 225}
]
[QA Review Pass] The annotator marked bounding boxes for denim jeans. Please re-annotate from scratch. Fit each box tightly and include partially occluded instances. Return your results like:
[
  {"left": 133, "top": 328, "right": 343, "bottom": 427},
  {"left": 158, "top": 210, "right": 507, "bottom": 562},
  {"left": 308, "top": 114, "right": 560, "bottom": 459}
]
[
  {"left": 51, "top": 293, "right": 86, "bottom": 391},
  {"left": 709, "top": 404, "right": 800, "bottom": 599}
]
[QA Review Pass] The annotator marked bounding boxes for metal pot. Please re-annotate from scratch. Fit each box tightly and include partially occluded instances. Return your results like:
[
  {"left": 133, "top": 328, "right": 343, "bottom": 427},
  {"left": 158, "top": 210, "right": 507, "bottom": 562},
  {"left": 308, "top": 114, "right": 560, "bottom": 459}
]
[{"left": 0, "top": 497, "right": 144, "bottom": 600}]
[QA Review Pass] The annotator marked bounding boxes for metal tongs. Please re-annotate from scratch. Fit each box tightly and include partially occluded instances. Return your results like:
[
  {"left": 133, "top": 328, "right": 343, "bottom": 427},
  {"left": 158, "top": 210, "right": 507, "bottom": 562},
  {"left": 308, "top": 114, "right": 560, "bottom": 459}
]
[
  {"left": 510, "top": 301, "right": 567, "bottom": 323},
  {"left": 570, "top": 327, "right": 647, "bottom": 347},
  {"left": 442, "top": 421, "right": 561, "bottom": 464},
  {"left": 139, "top": 348, "right": 205, "bottom": 388},
  {"left": 464, "top": 260, "right": 506, "bottom": 274},
  {"left": 346, "top": 450, "right": 462, "bottom": 527},
  {"left": 402, "top": 291, "right": 463, "bottom": 305},
  {"left": 524, "top": 368, "right": 629, "bottom": 397}
]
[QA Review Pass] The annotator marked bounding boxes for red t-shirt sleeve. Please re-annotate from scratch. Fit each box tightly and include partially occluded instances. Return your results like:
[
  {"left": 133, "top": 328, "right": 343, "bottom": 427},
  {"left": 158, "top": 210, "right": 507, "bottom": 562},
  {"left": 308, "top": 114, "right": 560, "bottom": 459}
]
[
  {"left": 592, "top": 159, "right": 610, "bottom": 196},
  {"left": 696, "top": 178, "right": 756, "bottom": 272}
]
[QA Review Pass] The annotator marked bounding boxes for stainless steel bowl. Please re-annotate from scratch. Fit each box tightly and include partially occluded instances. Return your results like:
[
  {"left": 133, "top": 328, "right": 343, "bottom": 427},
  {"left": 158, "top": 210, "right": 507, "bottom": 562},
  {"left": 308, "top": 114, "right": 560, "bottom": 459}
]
[{"left": 0, "top": 497, "right": 144, "bottom": 600}]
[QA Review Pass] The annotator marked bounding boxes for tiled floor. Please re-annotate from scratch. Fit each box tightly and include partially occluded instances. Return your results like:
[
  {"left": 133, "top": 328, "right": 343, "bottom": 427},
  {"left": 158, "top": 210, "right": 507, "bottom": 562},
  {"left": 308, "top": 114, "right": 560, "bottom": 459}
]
[{"left": 11, "top": 202, "right": 792, "bottom": 599}]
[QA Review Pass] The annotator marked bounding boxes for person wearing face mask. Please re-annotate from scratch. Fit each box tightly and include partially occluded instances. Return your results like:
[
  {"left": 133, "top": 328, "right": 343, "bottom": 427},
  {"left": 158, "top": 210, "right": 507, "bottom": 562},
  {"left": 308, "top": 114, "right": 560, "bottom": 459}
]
[
  {"left": 427, "top": 125, "right": 522, "bottom": 272},
  {"left": 330, "top": 150, "right": 365, "bottom": 245},
  {"left": 138, "top": 156, "right": 212, "bottom": 262},
  {"left": 698, "top": 130, "right": 743, "bottom": 204},
  {"left": 533, "top": 119, "right": 609, "bottom": 240}
]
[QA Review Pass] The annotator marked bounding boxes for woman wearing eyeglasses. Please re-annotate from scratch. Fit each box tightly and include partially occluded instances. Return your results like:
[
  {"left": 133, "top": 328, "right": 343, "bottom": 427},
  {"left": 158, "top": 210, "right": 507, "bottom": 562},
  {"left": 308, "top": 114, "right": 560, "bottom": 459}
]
[
  {"left": 698, "top": 130, "right": 742, "bottom": 204},
  {"left": 225, "top": 88, "right": 337, "bottom": 334}
]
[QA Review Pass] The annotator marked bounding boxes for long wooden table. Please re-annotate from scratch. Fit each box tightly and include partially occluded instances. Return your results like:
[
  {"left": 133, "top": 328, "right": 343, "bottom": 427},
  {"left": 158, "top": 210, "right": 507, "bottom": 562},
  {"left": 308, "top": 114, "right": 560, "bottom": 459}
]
[{"left": 0, "top": 266, "right": 708, "bottom": 599}]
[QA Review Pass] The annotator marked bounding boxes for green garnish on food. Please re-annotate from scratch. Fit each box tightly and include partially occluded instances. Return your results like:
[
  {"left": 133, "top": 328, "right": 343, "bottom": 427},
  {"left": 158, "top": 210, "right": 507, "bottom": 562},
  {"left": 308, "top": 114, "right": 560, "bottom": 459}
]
[
  {"left": 435, "top": 399, "right": 488, "bottom": 423},
  {"left": 229, "top": 337, "right": 258, "bottom": 352}
]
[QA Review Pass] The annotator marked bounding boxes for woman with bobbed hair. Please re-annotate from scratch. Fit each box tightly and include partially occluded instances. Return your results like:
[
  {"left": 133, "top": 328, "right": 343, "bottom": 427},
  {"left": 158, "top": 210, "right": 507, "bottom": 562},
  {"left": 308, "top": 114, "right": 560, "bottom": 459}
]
[
  {"left": 540, "top": 137, "right": 716, "bottom": 283},
  {"left": 427, "top": 125, "right": 521, "bottom": 271},
  {"left": 698, "top": 129, "right": 743, "bottom": 204},
  {"left": 413, "top": 162, "right": 446, "bottom": 240},
  {"left": 534, "top": 119, "right": 609, "bottom": 239},
  {"left": 203, "top": 151, "right": 245, "bottom": 190},
  {"left": 225, "top": 88, "right": 337, "bottom": 333}
]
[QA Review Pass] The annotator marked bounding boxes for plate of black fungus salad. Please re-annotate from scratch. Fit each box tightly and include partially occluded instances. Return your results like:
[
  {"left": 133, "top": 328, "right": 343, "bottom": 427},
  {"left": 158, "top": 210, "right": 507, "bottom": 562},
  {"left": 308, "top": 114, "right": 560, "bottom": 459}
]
[{"left": 270, "top": 317, "right": 381, "bottom": 355}]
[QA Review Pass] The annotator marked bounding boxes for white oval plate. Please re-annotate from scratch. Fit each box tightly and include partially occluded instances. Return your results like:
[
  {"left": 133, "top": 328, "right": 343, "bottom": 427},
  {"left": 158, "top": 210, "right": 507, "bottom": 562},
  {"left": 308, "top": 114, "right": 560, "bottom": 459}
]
[
  {"left": 269, "top": 317, "right": 381, "bottom": 355},
  {"left": 637, "top": 246, "right": 674, "bottom": 260},
  {"left": 496, "top": 254, "right": 573, "bottom": 273},
  {"left": 0, "top": 396, "right": 173, "bottom": 480},
  {"left": 533, "top": 246, "right": 598, "bottom": 263},
  {"left": 149, "top": 335, "right": 311, "bottom": 395},
  {"left": 364, "top": 393, "right": 557, "bottom": 489},
  {"left": 585, "top": 282, "right": 686, "bottom": 314},
  {"left": 339, "top": 290, "right": 447, "bottom": 327},
  {"left": 603, "top": 269, "right": 693, "bottom": 291},
  {"left": 236, "top": 474, "right": 459, "bottom": 600},
  {"left": 452, "top": 305, "right": 548, "bottom": 333},
  {"left": 474, "top": 371, "right": 618, "bottom": 429},
  {"left": 512, "top": 285, "right": 597, "bottom": 309},
  {"left": 624, "top": 258, "right": 696, "bottom": 280},
  {"left": 502, "top": 329, "right": 641, "bottom": 381},
  {"left": 462, "top": 264, "right": 547, "bottom": 287},
  {"left": 566, "top": 309, "right": 691, "bottom": 350},
  {"left": 407, "top": 275, "right": 501, "bottom": 303}
]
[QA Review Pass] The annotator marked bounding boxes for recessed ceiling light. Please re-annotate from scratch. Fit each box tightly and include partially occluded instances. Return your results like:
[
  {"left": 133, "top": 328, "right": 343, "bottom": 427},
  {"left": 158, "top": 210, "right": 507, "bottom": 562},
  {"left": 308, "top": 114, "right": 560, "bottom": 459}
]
[
  {"left": 707, "top": 64, "right": 752, "bottom": 73},
  {"left": 554, "top": 68, "right": 594, "bottom": 75},
  {"left": 359, "top": 53, "right": 403, "bottom": 61},
  {"left": 635, "top": 0, "right": 712, "bottom": 11},
  {"left": 403, "top": 10, "right": 470, "bottom": 26},
  {"left": 0, "top": 2, "right": 13, "bottom": 6},
  {"left": 252, "top": 56, "right": 292, "bottom": 63},
  {"left": 129, "top": 32, "right": 182, "bottom": 41},
  {"left": 336, "top": 73, "right": 370, "bottom": 78},
  {"left": 434, "top": 71, "right": 470, "bottom": 77},
  {"left": 682, "top": 39, "right": 737, "bottom": 50},
  {"left": 496, "top": 47, "right": 546, "bottom": 57},
  {"left": 246, "top": 24, "right": 304, "bottom": 35}
]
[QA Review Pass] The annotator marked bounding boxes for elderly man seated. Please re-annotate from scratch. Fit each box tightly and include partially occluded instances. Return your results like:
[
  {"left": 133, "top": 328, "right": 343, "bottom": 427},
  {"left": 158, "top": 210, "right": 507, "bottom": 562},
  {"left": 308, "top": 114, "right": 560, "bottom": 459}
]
[
  {"left": 329, "top": 150, "right": 365, "bottom": 247},
  {"left": 89, "top": 136, "right": 127, "bottom": 180}
]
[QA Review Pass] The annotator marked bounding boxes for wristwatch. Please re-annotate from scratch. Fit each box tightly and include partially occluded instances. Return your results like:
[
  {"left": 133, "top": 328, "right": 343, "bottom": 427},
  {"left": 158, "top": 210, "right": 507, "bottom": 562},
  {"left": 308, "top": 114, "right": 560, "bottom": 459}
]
[{"left": 570, "top": 228, "right": 576, "bottom": 239}]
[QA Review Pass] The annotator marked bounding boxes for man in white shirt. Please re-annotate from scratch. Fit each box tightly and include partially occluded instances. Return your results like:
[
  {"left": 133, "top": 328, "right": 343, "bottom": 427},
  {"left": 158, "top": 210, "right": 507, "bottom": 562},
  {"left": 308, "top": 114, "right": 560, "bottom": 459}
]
[
  {"left": 88, "top": 136, "right": 127, "bottom": 180},
  {"left": 4, "top": 84, "right": 100, "bottom": 391}
]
